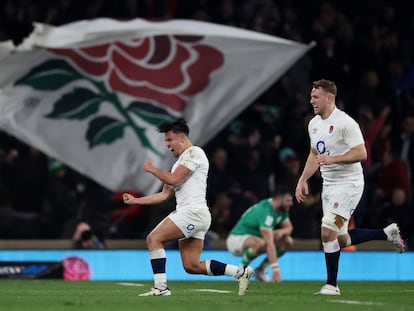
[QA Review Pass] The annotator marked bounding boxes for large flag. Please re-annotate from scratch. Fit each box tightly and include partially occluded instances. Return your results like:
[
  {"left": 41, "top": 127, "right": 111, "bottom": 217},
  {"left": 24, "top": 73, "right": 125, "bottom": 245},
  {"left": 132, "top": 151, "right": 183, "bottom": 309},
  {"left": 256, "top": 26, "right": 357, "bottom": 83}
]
[{"left": 0, "top": 18, "right": 313, "bottom": 194}]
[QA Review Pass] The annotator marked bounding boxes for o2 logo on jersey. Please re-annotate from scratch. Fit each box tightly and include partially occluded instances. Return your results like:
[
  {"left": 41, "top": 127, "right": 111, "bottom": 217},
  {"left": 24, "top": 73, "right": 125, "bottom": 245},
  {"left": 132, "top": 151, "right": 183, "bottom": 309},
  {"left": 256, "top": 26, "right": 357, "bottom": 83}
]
[{"left": 316, "top": 140, "right": 330, "bottom": 155}]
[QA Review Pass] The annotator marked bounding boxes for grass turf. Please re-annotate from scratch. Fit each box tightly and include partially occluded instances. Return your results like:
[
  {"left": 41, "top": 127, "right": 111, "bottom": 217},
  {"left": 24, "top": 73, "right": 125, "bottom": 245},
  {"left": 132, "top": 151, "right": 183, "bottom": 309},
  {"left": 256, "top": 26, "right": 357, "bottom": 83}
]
[{"left": 0, "top": 280, "right": 413, "bottom": 311}]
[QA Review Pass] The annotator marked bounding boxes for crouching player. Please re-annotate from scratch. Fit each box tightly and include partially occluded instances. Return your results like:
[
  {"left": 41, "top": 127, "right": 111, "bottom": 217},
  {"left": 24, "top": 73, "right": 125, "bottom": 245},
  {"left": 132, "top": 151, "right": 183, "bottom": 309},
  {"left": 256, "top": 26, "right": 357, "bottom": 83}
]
[{"left": 226, "top": 186, "right": 294, "bottom": 282}]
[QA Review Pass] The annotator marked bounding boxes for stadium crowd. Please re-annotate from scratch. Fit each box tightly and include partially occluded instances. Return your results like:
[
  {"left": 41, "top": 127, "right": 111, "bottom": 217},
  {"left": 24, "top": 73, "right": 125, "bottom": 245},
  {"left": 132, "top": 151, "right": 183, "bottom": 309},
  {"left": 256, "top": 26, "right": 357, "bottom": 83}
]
[{"left": 0, "top": 0, "right": 413, "bottom": 249}]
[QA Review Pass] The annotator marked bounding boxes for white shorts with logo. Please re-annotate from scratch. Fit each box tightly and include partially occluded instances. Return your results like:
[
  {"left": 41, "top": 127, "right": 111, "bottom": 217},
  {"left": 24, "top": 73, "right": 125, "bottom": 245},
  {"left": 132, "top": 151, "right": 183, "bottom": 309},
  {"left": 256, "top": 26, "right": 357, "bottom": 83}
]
[
  {"left": 226, "top": 234, "right": 250, "bottom": 256},
  {"left": 168, "top": 207, "right": 211, "bottom": 240},
  {"left": 322, "top": 182, "right": 364, "bottom": 234}
]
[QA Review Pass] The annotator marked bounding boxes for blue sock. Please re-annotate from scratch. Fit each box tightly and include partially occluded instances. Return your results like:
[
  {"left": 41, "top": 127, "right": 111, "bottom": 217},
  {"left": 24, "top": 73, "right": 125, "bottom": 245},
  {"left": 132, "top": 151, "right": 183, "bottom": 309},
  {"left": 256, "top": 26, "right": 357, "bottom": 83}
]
[
  {"left": 349, "top": 229, "right": 387, "bottom": 245},
  {"left": 325, "top": 251, "right": 340, "bottom": 287},
  {"left": 209, "top": 260, "right": 226, "bottom": 275},
  {"left": 150, "top": 258, "right": 166, "bottom": 274}
]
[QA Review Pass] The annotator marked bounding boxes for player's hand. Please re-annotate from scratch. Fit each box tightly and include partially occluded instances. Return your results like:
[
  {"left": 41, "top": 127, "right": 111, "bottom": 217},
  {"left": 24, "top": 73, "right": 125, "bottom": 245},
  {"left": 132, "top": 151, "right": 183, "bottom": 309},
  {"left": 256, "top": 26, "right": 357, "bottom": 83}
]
[
  {"left": 273, "top": 229, "right": 283, "bottom": 240},
  {"left": 123, "top": 193, "right": 135, "bottom": 204},
  {"left": 143, "top": 160, "right": 155, "bottom": 173},
  {"left": 316, "top": 154, "right": 333, "bottom": 165},
  {"left": 271, "top": 270, "right": 281, "bottom": 283},
  {"left": 295, "top": 179, "right": 308, "bottom": 203}
]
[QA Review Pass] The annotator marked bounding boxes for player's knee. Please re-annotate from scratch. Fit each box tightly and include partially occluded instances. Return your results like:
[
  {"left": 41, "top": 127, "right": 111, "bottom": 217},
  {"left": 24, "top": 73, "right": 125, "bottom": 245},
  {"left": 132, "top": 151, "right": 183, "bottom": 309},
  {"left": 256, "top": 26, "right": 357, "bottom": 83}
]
[
  {"left": 145, "top": 233, "right": 159, "bottom": 249},
  {"left": 183, "top": 262, "right": 201, "bottom": 274},
  {"left": 145, "top": 234, "right": 152, "bottom": 247},
  {"left": 337, "top": 235, "right": 348, "bottom": 248},
  {"left": 276, "top": 235, "right": 294, "bottom": 251},
  {"left": 284, "top": 236, "right": 294, "bottom": 250},
  {"left": 256, "top": 239, "right": 267, "bottom": 252},
  {"left": 245, "top": 238, "right": 266, "bottom": 253},
  {"left": 321, "top": 214, "right": 340, "bottom": 242}
]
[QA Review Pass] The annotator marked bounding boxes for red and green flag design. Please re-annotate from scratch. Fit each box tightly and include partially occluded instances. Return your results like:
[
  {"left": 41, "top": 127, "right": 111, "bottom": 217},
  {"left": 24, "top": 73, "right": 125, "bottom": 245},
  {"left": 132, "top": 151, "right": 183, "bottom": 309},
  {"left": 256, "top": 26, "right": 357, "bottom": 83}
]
[{"left": 0, "top": 18, "right": 312, "bottom": 194}]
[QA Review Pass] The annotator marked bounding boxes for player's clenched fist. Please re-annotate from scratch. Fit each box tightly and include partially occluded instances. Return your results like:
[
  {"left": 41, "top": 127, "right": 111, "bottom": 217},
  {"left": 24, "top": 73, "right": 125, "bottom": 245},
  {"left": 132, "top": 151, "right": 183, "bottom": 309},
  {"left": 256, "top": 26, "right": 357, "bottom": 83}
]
[{"left": 123, "top": 193, "right": 136, "bottom": 204}]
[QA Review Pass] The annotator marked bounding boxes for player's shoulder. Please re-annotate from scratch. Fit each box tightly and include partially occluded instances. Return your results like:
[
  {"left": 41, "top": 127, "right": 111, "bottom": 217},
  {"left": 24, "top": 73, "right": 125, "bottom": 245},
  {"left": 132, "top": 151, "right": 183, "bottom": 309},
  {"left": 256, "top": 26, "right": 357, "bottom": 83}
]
[
  {"left": 189, "top": 145, "right": 206, "bottom": 156},
  {"left": 190, "top": 145, "right": 204, "bottom": 152},
  {"left": 308, "top": 114, "right": 320, "bottom": 126},
  {"left": 255, "top": 198, "right": 273, "bottom": 210},
  {"left": 333, "top": 107, "right": 354, "bottom": 119},
  {"left": 334, "top": 109, "right": 359, "bottom": 126},
  {"left": 187, "top": 145, "right": 208, "bottom": 160}
]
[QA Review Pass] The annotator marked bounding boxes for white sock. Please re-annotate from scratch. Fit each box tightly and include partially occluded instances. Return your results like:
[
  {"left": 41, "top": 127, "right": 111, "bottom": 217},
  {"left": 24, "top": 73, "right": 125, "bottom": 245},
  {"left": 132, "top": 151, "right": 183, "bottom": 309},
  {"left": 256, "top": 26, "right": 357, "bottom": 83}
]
[{"left": 224, "top": 264, "right": 240, "bottom": 277}]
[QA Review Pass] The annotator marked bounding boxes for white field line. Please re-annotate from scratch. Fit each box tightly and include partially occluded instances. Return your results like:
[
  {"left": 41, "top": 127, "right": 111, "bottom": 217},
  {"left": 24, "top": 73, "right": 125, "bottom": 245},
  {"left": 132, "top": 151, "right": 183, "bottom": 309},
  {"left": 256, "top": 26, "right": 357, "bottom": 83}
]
[
  {"left": 330, "top": 300, "right": 383, "bottom": 306},
  {"left": 116, "top": 283, "right": 231, "bottom": 294},
  {"left": 117, "top": 282, "right": 145, "bottom": 287},
  {"left": 192, "top": 289, "right": 232, "bottom": 294}
]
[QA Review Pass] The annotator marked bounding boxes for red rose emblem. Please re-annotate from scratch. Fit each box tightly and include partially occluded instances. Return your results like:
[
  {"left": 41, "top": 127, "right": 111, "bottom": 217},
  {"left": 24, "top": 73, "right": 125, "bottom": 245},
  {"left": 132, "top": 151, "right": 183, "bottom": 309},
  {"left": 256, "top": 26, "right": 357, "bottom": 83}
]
[
  {"left": 62, "top": 256, "right": 91, "bottom": 280},
  {"left": 50, "top": 35, "right": 224, "bottom": 111}
]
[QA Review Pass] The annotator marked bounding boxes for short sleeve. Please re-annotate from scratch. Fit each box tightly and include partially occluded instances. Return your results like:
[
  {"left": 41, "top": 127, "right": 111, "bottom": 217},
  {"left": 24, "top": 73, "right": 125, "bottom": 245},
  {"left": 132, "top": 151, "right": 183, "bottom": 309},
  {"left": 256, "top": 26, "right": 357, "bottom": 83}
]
[
  {"left": 260, "top": 214, "right": 274, "bottom": 230},
  {"left": 179, "top": 147, "right": 201, "bottom": 172}
]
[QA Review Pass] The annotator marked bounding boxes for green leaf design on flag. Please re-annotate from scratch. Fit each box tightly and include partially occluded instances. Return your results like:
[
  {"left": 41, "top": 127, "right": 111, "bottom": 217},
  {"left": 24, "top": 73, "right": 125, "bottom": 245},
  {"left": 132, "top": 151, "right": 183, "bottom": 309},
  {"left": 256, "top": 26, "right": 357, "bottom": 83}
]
[
  {"left": 15, "top": 59, "right": 80, "bottom": 90},
  {"left": 86, "top": 116, "right": 126, "bottom": 148},
  {"left": 127, "top": 101, "right": 175, "bottom": 125},
  {"left": 45, "top": 88, "right": 103, "bottom": 120},
  {"left": 17, "top": 58, "right": 164, "bottom": 156}
]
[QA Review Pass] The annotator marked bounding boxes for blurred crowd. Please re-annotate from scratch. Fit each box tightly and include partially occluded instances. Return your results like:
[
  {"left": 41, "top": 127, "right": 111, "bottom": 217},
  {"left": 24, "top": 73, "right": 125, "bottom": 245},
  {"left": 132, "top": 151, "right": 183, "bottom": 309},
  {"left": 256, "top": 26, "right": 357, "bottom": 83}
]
[{"left": 0, "top": 0, "right": 413, "bottom": 248}]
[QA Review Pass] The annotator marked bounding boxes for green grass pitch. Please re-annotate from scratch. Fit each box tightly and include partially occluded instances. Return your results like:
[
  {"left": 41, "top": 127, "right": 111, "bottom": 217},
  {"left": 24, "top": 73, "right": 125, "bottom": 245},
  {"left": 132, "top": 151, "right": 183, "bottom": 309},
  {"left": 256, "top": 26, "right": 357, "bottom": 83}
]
[{"left": 0, "top": 280, "right": 413, "bottom": 311}]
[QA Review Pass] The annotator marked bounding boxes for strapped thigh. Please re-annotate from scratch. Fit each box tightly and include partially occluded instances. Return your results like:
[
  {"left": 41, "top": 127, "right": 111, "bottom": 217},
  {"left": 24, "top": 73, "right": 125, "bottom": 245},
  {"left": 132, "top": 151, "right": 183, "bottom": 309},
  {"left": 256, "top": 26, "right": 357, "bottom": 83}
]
[{"left": 322, "top": 212, "right": 349, "bottom": 234}]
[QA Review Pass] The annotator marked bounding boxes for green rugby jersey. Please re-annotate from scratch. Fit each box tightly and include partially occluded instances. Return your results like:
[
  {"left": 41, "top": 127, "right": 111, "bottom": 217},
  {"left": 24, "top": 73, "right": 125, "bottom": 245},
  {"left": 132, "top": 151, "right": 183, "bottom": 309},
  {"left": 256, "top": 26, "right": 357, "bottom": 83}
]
[{"left": 229, "top": 198, "right": 289, "bottom": 237}]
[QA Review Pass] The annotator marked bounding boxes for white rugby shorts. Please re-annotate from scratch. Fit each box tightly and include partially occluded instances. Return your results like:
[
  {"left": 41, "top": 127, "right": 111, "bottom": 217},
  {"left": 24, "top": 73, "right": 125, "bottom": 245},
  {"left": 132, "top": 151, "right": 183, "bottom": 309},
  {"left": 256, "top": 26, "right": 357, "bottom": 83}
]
[
  {"left": 226, "top": 234, "right": 250, "bottom": 256},
  {"left": 322, "top": 182, "right": 364, "bottom": 224},
  {"left": 168, "top": 207, "right": 211, "bottom": 240}
]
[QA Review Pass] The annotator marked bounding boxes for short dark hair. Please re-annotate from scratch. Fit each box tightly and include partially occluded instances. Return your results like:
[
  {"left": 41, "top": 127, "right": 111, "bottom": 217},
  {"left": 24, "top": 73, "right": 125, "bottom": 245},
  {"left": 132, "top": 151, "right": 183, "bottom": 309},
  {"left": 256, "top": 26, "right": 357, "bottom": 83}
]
[
  {"left": 157, "top": 118, "right": 189, "bottom": 136},
  {"left": 271, "top": 185, "right": 292, "bottom": 198},
  {"left": 313, "top": 79, "right": 337, "bottom": 96}
]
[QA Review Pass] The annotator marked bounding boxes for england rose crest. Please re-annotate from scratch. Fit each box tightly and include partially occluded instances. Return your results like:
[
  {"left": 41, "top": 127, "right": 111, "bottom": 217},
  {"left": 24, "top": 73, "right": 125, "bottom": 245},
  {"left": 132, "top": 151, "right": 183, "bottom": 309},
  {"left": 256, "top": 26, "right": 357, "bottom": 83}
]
[{"left": 15, "top": 35, "right": 224, "bottom": 155}]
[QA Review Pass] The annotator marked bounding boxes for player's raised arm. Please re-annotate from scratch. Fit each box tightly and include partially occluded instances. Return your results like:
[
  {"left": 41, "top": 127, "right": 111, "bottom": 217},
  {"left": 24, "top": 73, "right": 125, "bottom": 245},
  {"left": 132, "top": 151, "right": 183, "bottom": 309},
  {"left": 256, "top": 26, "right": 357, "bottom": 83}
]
[{"left": 123, "top": 184, "right": 174, "bottom": 205}]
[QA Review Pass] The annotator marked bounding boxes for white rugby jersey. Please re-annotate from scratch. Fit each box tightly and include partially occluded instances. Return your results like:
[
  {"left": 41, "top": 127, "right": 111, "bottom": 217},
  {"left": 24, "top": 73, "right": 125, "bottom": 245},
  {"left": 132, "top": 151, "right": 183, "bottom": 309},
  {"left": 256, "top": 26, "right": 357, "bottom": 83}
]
[
  {"left": 171, "top": 145, "right": 209, "bottom": 210},
  {"left": 308, "top": 107, "right": 365, "bottom": 184}
]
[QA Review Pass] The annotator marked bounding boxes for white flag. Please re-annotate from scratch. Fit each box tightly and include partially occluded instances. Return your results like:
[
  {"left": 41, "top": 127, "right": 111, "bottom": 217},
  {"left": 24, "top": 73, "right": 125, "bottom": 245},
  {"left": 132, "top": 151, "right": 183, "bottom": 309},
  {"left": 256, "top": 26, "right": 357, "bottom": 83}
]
[{"left": 0, "top": 18, "right": 313, "bottom": 194}]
